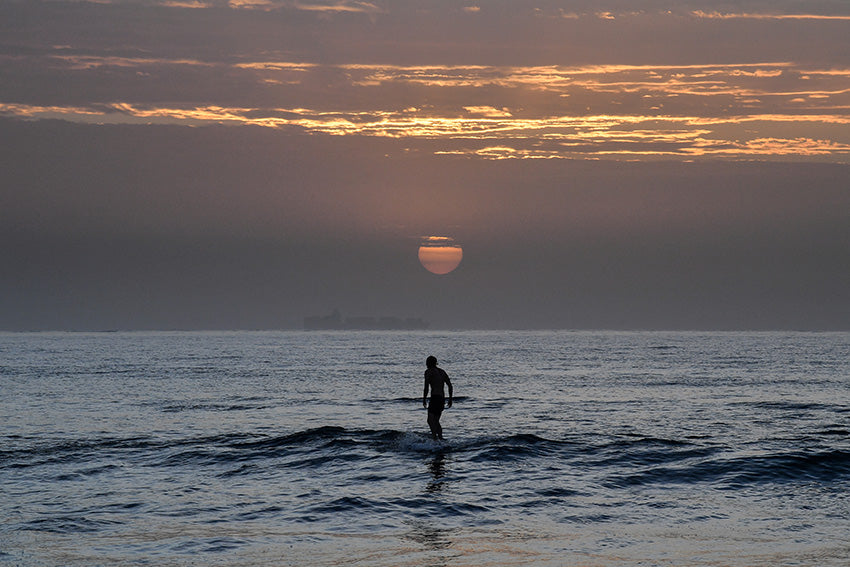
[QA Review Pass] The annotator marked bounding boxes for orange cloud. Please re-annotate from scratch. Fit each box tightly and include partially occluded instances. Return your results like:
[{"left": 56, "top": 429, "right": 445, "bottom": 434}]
[
  {"left": 463, "top": 106, "right": 512, "bottom": 118},
  {"left": 5, "top": 52, "right": 850, "bottom": 164},
  {"left": 692, "top": 11, "right": 850, "bottom": 21},
  {"left": 228, "top": 0, "right": 276, "bottom": 9},
  {"left": 3, "top": 100, "right": 849, "bottom": 162},
  {"left": 50, "top": 54, "right": 215, "bottom": 70},
  {"left": 294, "top": 1, "right": 381, "bottom": 13},
  {"left": 160, "top": 1, "right": 212, "bottom": 7}
]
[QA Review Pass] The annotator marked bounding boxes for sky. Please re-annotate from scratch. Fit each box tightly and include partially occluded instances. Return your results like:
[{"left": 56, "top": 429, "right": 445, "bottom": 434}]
[{"left": 1, "top": 0, "right": 849, "bottom": 330}]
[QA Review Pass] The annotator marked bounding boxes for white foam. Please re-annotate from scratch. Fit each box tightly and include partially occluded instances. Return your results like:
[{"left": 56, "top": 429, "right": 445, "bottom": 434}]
[{"left": 392, "top": 431, "right": 450, "bottom": 453}]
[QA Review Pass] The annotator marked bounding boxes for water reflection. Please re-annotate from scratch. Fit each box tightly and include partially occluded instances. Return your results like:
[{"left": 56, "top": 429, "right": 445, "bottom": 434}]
[
  {"left": 399, "top": 452, "right": 455, "bottom": 566},
  {"left": 404, "top": 518, "right": 454, "bottom": 567},
  {"left": 404, "top": 520, "right": 453, "bottom": 552},
  {"left": 426, "top": 452, "right": 447, "bottom": 493}
]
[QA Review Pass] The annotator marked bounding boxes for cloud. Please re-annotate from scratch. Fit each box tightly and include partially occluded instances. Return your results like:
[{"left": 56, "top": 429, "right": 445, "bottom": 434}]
[
  {"left": 5, "top": 51, "right": 850, "bottom": 163},
  {"left": 228, "top": 0, "right": 277, "bottom": 9},
  {"left": 3, "top": 98, "right": 849, "bottom": 162},
  {"left": 692, "top": 11, "right": 850, "bottom": 21},
  {"left": 2, "top": 1, "right": 849, "bottom": 162},
  {"left": 463, "top": 106, "right": 512, "bottom": 118},
  {"left": 293, "top": 1, "right": 381, "bottom": 13},
  {"left": 49, "top": 54, "right": 216, "bottom": 70},
  {"left": 160, "top": 1, "right": 212, "bottom": 7},
  {"left": 420, "top": 236, "right": 460, "bottom": 247}
]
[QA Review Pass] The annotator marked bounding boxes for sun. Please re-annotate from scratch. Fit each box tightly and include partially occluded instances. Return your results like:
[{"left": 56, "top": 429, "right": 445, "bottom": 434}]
[{"left": 418, "top": 236, "right": 463, "bottom": 275}]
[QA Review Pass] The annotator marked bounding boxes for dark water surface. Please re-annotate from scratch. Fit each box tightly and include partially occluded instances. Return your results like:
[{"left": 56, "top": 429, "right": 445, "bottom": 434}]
[{"left": 2, "top": 331, "right": 849, "bottom": 565}]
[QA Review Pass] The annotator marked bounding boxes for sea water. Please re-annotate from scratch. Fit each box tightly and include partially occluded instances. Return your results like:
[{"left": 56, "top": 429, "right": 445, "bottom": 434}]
[{"left": 1, "top": 330, "right": 849, "bottom": 566}]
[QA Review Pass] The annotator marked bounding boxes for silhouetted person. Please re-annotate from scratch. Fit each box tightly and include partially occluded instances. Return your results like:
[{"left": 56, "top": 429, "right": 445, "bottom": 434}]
[{"left": 423, "top": 355, "right": 453, "bottom": 440}]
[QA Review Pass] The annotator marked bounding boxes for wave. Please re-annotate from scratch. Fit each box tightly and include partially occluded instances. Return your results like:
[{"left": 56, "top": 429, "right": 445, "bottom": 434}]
[
  {"left": 383, "top": 396, "right": 471, "bottom": 405},
  {"left": 732, "top": 400, "right": 839, "bottom": 413},
  {"left": 302, "top": 494, "right": 493, "bottom": 520},
  {"left": 608, "top": 449, "right": 850, "bottom": 487},
  {"left": 5, "top": 427, "right": 850, "bottom": 489},
  {"left": 21, "top": 515, "right": 123, "bottom": 534},
  {"left": 161, "top": 402, "right": 271, "bottom": 413},
  {"left": 467, "top": 433, "right": 579, "bottom": 462}
]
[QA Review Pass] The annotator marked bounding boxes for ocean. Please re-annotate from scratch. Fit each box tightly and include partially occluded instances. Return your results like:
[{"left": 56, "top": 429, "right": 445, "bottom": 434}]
[{"left": 2, "top": 330, "right": 849, "bottom": 566}]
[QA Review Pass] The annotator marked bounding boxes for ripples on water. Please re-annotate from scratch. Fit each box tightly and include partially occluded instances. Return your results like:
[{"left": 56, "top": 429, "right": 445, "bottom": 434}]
[{"left": 1, "top": 331, "right": 849, "bottom": 566}]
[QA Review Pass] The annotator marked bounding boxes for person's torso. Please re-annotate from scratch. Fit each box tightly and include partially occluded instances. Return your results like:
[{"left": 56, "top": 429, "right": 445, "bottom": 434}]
[{"left": 425, "top": 367, "right": 447, "bottom": 397}]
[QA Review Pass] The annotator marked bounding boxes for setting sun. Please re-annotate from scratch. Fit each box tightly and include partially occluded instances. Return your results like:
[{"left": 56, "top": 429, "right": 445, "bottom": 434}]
[{"left": 418, "top": 237, "right": 463, "bottom": 275}]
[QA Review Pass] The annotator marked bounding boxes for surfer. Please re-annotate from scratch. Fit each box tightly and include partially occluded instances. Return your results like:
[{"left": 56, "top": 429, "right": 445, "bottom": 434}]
[{"left": 423, "top": 355, "right": 453, "bottom": 440}]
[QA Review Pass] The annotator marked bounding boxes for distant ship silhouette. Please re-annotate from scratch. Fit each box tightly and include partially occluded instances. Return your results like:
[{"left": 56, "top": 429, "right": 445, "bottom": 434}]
[{"left": 304, "top": 309, "right": 429, "bottom": 330}]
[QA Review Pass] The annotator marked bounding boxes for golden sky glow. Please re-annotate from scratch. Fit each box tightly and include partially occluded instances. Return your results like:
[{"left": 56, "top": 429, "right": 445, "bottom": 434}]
[
  {"left": 2, "top": 2, "right": 849, "bottom": 163},
  {"left": 4, "top": 57, "right": 850, "bottom": 162}
]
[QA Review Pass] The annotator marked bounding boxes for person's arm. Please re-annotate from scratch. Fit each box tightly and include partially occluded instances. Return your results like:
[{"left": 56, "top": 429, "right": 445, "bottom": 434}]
[
  {"left": 423, "top": 374, "right": 429, "bottom": 408},
  {"left": 446, "top": 373, "right": 453, "bottom": 408}
]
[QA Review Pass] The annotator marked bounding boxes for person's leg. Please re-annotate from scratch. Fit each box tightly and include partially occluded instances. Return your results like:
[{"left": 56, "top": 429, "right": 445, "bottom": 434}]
[
  {"left": 427, "top": 410, "right": 442, "bottom": 439},
  {"left": 427, "top": 411, "right": 435, "bottom": 438},
  {"left": 427, "top": 397, "right": 445, "bottom": 440}
]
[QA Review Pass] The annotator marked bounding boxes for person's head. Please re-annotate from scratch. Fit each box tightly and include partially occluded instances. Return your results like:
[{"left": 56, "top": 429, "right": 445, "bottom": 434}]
[{"left": 426, "top": 355, "right": 437, "bottom": 368}]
